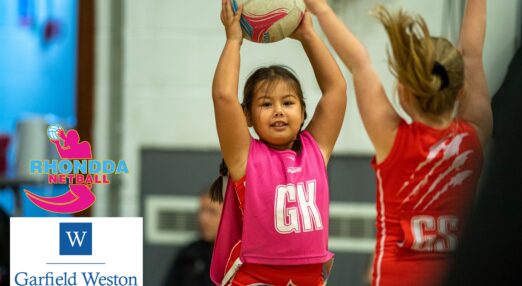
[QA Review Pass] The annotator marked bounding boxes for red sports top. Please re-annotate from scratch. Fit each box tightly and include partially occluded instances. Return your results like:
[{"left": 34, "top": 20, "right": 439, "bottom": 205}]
[{"left": 371, "top": 120, "right": 483, "bottom": 286}]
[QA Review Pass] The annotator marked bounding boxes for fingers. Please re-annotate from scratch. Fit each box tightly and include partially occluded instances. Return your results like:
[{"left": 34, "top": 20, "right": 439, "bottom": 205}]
[
  {"left": 220, "top": 0, "right": 226, "bottom": 23},
  {"left": 303, "top": 10, "right": 312, "bottom": 25},
  {"left": 296, "top": 10, "right": 311, "bottom": 29},
  {"left": 234, "top": 4, "right": 243, "bottom": 22},
  {"left": 220, "top": 0, "right": 243, "bottom": 41},
  {"left": 224, "top": 0, "right": 233, "bottom": 20},
  {"left": 222, "top": 1, "right": 242, "bottom": 28},
  {"left": 222, "top": 0, "right": 241, "bottom": 25}
]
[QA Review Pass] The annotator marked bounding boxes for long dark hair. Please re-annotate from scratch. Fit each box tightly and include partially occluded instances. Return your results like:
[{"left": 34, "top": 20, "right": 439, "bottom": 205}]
[{"left": 209, "top": 65, "right": 307, "bottom": 202}]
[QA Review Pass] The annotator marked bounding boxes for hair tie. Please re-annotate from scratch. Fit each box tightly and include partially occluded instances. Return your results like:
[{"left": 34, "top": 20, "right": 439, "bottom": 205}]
[
  {"left": 432, "top": 61, "right": 450, "bottom": 91},
  {"left": 218, "top": 159, "right": 228, "bottom": 177}
]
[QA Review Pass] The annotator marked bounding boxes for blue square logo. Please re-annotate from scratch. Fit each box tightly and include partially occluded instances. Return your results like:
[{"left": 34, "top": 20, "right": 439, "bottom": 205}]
[{"left": 59, "top": 223, "right": 92, "bottom": 255}]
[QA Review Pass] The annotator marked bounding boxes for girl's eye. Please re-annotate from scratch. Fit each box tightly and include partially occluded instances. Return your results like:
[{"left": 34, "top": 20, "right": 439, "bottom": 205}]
[
  {"left": 284, "top": 101, "right": 294, "bottom": 106},
  {"left": 261, "top": 102, "right": 271, "bottom": 107}
]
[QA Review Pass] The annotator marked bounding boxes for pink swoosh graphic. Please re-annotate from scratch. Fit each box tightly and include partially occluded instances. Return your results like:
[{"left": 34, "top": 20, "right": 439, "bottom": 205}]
[
  {"left": 25, "top": 185, "right": 95, "bottom": 214},
  {"left": 243, "top": 8, "right": 288, "bottom": 42}
]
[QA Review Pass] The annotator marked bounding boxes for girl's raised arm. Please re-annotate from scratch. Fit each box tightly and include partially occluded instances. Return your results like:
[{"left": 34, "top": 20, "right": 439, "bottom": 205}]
[
  {"left": 457, "top": 0, "right": 492, "bottom": 145},
  {"left": 293, "top": 13, "right": 347, "bottom": 163},
  {"left": 212, "top": 0, "right": 249, "bottom": 180},
  {"left": 306, "top": 0, "right": 401, "bottom": 161}
]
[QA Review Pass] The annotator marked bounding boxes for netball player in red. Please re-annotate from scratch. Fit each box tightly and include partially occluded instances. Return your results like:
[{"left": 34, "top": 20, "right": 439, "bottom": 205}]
[{"left": 305, "top": 0, "right": 492, "bottom": 285}]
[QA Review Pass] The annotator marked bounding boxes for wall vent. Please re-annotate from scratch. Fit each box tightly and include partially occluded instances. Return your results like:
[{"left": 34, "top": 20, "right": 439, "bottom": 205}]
[{"left": 146, "top": 195, "right": 376, "bottom": 253}]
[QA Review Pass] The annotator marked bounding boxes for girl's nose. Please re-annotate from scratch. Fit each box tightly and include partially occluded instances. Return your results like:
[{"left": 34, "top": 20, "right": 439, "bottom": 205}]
[{"left": 274, "top": 105, "right": 284, "bottom": 117}]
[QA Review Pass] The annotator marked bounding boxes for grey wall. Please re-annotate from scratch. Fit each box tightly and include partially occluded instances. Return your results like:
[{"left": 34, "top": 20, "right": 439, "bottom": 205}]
[{"left": 141, "top": 149, "right": 376, "bottom": 286}]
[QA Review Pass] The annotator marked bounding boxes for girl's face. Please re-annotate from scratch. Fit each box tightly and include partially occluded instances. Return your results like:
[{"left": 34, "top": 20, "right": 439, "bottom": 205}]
[{"left": 248, "top": 80, "right": 305, "bottom": 150}]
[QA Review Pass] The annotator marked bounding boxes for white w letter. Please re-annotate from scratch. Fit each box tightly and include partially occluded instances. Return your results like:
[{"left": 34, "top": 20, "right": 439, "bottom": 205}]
[{"left": 66, "top": 231, "right": 87, "bottom": 247}]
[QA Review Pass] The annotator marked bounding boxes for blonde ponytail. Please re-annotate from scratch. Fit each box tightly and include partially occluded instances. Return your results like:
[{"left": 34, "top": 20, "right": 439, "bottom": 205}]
[{"left": 372, "top": 5, "right": 464, "bottom": 115}]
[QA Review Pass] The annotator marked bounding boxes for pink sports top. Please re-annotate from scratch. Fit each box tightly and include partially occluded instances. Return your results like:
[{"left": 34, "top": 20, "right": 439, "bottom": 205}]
[{"left": 210, "top": 131, "right": 333, "bottom": 284}]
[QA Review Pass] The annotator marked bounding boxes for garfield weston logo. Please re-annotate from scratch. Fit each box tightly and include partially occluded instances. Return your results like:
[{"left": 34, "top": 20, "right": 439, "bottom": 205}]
[
  {"left": 24, "top": 125, "right": 128, "bottom": 213},
  {"left": 11, "top": 218, "right": 143, "bottom": 286}
]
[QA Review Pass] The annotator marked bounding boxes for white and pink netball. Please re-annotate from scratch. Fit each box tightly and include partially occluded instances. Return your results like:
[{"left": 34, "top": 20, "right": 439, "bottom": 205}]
[{"left": 231, "top": 0, "right": 305, "bottom": 43}]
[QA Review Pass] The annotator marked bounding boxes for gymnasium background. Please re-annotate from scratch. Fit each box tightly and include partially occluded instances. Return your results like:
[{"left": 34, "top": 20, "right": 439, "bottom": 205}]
[{"left": 0, "top": 0, "right": 520, "bottom": 285}]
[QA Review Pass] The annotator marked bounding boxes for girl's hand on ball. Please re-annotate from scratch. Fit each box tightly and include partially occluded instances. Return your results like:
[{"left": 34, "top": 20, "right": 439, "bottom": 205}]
[
  {"left": 304, "top": 0, "right": 329, "bottom": 15},
  {"left": 220, "top": 0, "right": 243, "bottom": 42},
  {"left": 290, "top": 11, "right": 315, "bottom": 42}
]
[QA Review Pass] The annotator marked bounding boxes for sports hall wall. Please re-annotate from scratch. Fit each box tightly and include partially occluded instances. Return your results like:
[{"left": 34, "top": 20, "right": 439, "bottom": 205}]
[
  {"left": 92, "top": 0, "right": 522, "bottom": 216},
  {"left": 90, "top": 0, "right": 521, "bottom": 285}
]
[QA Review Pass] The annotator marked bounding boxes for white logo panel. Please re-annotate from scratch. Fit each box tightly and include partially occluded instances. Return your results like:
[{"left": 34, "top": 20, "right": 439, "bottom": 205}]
[{"left": 11, "top": 217, "right": 143, "bottom": 286}]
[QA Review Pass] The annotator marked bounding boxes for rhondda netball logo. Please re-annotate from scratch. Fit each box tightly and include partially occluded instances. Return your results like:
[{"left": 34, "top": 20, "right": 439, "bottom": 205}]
[{"left": 24, "top": 124, "right": 128, "bottom": 213}]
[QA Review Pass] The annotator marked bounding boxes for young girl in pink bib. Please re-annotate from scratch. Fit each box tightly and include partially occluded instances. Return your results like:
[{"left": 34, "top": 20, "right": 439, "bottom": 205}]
[{"left": 209, "top": 1, "right": 347, "bottom": 285}]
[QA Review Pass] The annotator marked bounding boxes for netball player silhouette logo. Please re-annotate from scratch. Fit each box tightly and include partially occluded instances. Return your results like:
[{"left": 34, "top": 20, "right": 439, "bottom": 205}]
[
  {"left": 25, "top": 125, "right": 128, "bottom": 214},
  {"left": 47, "top": 125, "right": 93, "bottom": 159}
]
